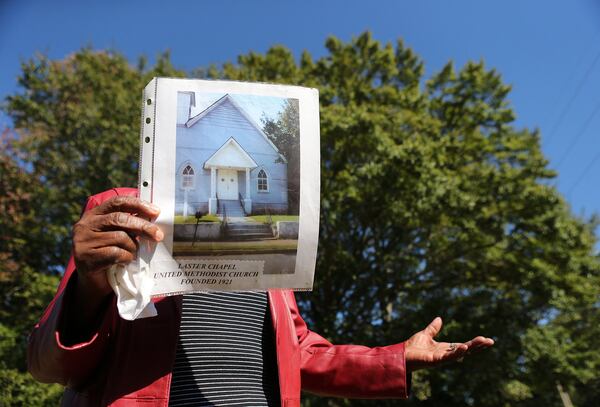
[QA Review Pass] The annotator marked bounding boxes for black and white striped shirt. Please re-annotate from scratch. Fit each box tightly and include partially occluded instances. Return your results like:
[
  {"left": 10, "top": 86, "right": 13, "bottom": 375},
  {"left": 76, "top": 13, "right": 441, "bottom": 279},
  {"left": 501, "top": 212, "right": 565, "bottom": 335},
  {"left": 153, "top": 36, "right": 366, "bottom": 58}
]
[{"left": 168, "top": 292, "right": 280, "bottom": 406}]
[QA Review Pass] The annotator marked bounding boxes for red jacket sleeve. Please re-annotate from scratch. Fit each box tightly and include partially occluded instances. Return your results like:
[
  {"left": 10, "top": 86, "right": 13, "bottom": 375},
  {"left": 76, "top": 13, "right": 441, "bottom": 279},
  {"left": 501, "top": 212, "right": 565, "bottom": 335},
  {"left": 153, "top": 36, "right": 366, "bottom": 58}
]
[
  {"left": 27, "top": 188, "right": 137, "bottom": 388},
  {"left": 288, "top": 291, "right": 410, "bottom": 399}
]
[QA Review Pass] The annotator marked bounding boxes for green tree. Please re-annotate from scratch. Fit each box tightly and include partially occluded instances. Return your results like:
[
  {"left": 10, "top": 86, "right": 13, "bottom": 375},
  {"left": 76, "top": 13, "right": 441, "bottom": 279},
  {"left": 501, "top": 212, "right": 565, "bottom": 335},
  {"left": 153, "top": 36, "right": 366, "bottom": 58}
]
[
  {"left": 218, "top": 33, "right": 599, "bottom": 407},
  {"left": 5, "top": 49, "right": 184, "bottom": 272},
  {"left": 3, "top": 34, "right": 599, "bottom": 406},
  {"left": 262, "top": 99, "right": 300, "bottom": 214},
  {"left": 0, "top": 129, "right": 63, "bottom": 406},
  {"left": 1, "top": 49, "right": 184, "bottom": 405}
]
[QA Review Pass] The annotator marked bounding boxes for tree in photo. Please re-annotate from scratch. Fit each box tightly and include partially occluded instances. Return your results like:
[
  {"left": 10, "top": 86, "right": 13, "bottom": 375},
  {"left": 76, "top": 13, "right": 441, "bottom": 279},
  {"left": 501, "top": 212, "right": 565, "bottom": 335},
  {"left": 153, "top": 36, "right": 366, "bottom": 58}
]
[{"left": 262, "top": 98, "right": 300, "bottom": 215}]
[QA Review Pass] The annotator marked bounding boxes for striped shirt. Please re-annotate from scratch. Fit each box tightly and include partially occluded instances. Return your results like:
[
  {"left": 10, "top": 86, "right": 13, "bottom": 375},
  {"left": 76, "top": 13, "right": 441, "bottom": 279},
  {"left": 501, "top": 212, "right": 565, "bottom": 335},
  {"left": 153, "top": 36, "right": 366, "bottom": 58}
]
[{"left": 168, "top": 292, "right": 280, "bottom": 406}]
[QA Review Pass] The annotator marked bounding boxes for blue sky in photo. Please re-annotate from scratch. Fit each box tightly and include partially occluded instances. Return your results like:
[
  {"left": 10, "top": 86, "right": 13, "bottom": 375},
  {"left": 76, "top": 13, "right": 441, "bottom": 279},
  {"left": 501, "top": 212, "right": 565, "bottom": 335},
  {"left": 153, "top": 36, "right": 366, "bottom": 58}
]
[
  {"left": 189, "top": 93, "right": 287, "bottom": 126},
  {"left": 1, "top": 0, "right": 599, "bottom": 239}
]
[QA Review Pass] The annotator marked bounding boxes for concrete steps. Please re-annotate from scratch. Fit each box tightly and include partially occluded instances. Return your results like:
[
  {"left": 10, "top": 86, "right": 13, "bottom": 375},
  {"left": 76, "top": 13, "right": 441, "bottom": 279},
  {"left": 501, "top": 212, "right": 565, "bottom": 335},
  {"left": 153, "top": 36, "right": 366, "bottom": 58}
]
[
  {"left": 218, "top": 199, "right": 274, "bottom": 240},
  {"left": 226, "top": 223, "right": 274, "bottom": 240},
  {"left": 218, "top": 199, "right": 245, "bottom": 217}
]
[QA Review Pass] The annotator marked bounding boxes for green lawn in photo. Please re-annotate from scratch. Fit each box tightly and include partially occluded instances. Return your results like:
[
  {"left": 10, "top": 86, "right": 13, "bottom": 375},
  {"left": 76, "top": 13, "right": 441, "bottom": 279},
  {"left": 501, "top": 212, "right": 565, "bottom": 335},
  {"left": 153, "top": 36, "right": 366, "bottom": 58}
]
[
  {"left": 174, "top": 214, "right": 221, "bottom": 224},
  {"left": 172, "top": 239, "right": 298, "bottom": 256},
  {"left": 248, "top": 215, "right": 299, "bottom": 224}
]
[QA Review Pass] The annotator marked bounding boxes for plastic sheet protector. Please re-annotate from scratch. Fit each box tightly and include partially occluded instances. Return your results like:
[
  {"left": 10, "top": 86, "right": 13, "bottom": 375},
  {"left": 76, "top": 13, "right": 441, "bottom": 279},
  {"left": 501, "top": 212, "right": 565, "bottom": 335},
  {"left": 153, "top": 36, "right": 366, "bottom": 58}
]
[{"left": 138, "top": 78, "right": 320, "bottom": 297}]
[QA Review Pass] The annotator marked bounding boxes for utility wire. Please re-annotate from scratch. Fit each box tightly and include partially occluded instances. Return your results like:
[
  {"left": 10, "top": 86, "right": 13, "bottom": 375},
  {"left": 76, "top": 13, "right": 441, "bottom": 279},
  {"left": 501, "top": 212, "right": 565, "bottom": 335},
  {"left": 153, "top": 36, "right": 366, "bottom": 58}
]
[
  {"left": 546, "top": 49, "right": 600, "bottom": 145},
  {"left": 554, "top": 99, "right": 600, "bottom": 169},
  {"left": 566, "top": 149, "right": 600, "bottom": 197},
  {"left": 545, "top": 28, "right": 600, "bottom": 144}
]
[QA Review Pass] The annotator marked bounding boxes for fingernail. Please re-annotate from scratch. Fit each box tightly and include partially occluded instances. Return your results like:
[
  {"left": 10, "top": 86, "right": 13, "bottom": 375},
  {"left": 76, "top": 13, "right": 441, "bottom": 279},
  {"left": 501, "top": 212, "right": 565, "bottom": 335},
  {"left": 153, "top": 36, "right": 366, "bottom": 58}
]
[
  {"left": 155, "top": 229, "right": 164, "bottom": 241},
  {"left": 143, "top": 201, "right": 160, "bottom": 212}
]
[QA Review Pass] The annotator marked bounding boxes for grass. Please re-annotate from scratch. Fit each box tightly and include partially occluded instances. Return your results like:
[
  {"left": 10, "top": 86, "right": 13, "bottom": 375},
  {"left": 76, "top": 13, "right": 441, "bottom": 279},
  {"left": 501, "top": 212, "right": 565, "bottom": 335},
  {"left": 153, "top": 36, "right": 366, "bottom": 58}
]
[
  {"left": 248, "top": 215, "right": 299, "bottom": 224},
  {"left": 174, "top": 215, "right": 220, "bottom": 224},
  {"left": 173, "top": 239, "right": 298, "bottom": 255}
]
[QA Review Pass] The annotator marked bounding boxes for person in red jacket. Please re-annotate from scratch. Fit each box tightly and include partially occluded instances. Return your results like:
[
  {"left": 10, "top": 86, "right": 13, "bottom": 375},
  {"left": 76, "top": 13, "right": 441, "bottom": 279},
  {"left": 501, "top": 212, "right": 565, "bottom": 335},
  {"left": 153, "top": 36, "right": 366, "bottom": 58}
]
[{"left": 28, "top": 188, "right": 494, "bottom": 407}]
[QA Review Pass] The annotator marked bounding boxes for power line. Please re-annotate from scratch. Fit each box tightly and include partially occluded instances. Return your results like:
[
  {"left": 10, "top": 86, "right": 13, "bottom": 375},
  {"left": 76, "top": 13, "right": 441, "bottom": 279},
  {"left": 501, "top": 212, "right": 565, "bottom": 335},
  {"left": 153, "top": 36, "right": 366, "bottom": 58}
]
[
  {"left": 554, "top": 99, "right": 600, "bottom": 169},
  {"left": 566, "top": 149, "right": 600, "bottom": 197},
  {"left": 546, "top": 49, "right": 600, "bottom": 145},
  {"left": 545, "top": 28, "right": 600, "bottom": 143}
]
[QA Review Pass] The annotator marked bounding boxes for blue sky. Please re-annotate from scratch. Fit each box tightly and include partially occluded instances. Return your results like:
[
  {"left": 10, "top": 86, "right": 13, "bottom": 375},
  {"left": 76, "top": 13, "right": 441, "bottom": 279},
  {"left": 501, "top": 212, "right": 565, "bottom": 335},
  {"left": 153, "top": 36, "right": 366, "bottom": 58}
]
[{"left": 1, "top": 0, "right": 599, "bottom": 235}]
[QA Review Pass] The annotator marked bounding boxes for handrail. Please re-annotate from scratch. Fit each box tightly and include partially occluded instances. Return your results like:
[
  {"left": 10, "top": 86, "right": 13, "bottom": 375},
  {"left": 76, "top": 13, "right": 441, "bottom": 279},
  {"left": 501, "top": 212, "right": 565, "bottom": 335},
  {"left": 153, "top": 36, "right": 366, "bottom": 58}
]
[
  {"left": 238, "top": 192, "right": 246, "bottom": 216},
  {"left": 217, "top": 194, "right": 229, "bottom": 238},
  {"left": 221, "top": 203, "right": 228, "bottom": 239}
]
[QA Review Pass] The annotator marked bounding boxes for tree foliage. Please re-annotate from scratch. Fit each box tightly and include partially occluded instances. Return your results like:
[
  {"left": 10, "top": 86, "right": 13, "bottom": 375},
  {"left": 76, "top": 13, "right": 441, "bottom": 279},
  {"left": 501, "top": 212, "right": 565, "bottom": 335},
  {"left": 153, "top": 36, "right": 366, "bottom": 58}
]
[
  {"left": 1, "top": 129, "right": 63, "bottom": 405},
  {"left": 2, "top": 34, "right": 599, "bottom": 406},
  {"left": 262, "top": 99, "right": 300, "bottom": 214},
  {"left": 1, "top": 50, "right": 184, "bottom": 405},
  {"left": 4, "top": 49, "right": 184, "bottom": 272}
]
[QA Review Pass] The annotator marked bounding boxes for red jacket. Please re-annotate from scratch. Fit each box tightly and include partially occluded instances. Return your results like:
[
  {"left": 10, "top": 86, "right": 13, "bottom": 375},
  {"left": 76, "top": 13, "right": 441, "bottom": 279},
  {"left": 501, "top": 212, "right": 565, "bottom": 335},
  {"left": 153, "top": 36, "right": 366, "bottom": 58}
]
[{"left": 28, "top": 188, "right": 410, "bottom": 406}]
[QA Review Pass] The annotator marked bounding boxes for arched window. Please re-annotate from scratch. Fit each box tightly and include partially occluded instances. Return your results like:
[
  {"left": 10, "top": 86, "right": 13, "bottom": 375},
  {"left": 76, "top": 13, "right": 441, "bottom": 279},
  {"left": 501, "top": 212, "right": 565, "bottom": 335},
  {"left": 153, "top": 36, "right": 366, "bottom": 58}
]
[
  {"left": 182, "top": 165, "right": 195, "bottom": 189},
  {"left": 257, "top": 169, "right": 268, "bottom": 192}
]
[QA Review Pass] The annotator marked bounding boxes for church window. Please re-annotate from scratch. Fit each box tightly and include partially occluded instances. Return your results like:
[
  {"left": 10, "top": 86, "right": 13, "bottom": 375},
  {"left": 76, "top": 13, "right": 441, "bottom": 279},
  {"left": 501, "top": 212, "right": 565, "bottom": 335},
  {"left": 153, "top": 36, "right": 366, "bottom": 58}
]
[
  {"left": 257, "top": 169, "right": 268, "bottom": 192},
  {"left": 182, "top": 165, "right": 195, "bottom": 189}
]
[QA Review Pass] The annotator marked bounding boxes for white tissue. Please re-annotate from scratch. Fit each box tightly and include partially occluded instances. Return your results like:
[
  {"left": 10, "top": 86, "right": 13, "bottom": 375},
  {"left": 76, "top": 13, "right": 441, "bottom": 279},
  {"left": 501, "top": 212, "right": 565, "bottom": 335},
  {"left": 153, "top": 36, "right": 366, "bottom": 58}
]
[{"left": 108, "top": 262, "right": 157, "bottom": 320}]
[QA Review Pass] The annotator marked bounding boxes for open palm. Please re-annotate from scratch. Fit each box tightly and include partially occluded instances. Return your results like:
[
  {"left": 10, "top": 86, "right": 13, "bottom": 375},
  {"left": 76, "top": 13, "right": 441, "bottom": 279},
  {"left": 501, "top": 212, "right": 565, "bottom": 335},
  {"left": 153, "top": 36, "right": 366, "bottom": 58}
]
[{"left": 405, "top": 317, "right": 494, "bottom": 372}]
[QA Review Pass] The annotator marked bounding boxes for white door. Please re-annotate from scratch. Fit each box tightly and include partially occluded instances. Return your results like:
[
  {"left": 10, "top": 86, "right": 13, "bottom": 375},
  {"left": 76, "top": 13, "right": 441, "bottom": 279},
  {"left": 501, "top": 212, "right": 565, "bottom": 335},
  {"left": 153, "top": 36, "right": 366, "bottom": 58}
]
[{"left": 217, "top": 169, "right": 238, "bottom": 199}]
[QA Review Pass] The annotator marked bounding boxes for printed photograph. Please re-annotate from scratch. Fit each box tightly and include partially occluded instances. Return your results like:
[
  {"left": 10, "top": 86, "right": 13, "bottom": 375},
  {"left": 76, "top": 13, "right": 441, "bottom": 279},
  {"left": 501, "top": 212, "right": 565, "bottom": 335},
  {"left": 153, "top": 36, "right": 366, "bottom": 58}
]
[{"left": 171, "top": 91, "right": 300, "bottom": 274}]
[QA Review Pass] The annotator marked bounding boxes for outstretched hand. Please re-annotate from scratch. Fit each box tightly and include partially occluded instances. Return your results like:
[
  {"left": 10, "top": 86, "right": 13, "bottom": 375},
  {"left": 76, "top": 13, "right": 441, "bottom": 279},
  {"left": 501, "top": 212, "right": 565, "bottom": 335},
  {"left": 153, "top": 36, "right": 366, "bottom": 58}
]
[{"left": 404, "top": 317, "right": 494, "bottom": 372}]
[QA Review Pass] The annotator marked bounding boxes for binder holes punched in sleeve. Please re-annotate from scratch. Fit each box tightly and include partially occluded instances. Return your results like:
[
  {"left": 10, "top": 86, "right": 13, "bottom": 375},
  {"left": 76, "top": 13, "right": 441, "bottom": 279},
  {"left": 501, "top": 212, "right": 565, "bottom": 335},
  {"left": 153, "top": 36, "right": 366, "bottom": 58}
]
[
  {"left": 146, "top": 98, "right": 152, "bottom": 105},
  {"left": 145, "top": 137, "right": 150, "bottom": 143},
  {"left": 145, "top": 117, "right": 151, "bottom": 124},
  {"left": 142, "top": 181, "right": 149, "bottom": 187}
]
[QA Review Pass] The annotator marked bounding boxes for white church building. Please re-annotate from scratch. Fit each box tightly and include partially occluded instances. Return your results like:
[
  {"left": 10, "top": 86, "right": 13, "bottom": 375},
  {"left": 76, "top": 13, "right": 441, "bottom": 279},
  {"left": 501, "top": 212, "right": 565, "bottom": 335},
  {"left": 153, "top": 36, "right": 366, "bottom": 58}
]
[{"left": 175, "top": 92, "right": 289, "bottom": 217}]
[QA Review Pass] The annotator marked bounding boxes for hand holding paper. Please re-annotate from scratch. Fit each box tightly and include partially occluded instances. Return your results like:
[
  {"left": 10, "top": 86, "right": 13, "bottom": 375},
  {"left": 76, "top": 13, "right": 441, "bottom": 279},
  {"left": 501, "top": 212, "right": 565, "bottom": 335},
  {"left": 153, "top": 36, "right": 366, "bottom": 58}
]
[{"left": 71, "top": 196, "right": 163, "bottom": 321}]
